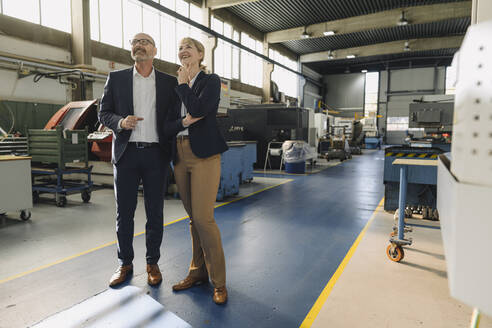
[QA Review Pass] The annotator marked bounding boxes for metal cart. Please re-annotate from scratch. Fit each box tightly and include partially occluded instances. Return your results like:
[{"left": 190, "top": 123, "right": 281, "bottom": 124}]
[
  {"left": 386, "top": 158, "right": 438, "bottom": 262},
  {"left": 27, "top": 126, "right": 93, "bottom": 207}
]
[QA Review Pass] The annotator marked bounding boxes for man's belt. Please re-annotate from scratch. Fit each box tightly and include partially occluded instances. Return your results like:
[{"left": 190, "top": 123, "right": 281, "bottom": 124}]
[{"left": 129, "top": 142, "right": 159, "bottom": 149}]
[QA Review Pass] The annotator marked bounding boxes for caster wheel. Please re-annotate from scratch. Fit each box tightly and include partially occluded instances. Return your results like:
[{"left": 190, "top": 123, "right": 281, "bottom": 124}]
[
  {"left": 386, "top": 244, "right": 404, "bottom": 262},
  {"left": 32, "top": 191, "right": 40, "bottom": 204},
  {"left": 20, "top": 210, "right": 31, "bottom": 221},
  {"left": 81, "top": 190, "right": 91, "bottom": 203},
  {"left": 56, "top": 195, "right": 67, "bottom": 207}
]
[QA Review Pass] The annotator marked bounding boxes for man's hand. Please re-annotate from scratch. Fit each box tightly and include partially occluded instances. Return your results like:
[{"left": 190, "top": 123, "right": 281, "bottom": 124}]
[
  {"left": 182, "top": 113, "right": 203, "bottom": 127},
  {"left": 121, "top": 115, "right": 144, "bottom": 130}
]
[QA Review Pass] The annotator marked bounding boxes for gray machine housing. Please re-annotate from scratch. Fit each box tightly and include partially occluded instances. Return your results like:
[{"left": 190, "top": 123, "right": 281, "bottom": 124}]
[{"left": 409, "top": 102, "right": 454, "bottom": 133}]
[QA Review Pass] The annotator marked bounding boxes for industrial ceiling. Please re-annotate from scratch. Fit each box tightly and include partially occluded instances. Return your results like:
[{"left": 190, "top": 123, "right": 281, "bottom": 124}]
[{"left": 216, "top": 0, "right": 471, "bottom": 74}]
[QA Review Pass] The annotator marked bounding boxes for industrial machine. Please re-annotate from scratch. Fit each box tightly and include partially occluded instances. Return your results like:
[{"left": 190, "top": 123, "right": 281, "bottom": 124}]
[
  {"left": 383, "top": 98, "right": 454, "bottom": 218},
  {"left": 407, "top": 99, "right": 454, "bottom": 152},
  {"left": 226, "top": 105, "right": 309, "bottom": 169}
]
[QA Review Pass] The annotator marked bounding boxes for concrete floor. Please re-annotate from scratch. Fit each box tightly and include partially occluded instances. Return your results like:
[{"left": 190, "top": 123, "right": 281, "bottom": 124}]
[
  {"left": 1, "top": 150, "right": 490, "bottom": 327},
  {"left": 0, "top": 176, "right": 290, "bottom": 283},
  {"left": 310, "top": 208, "right": 492, "bottom": 328}
]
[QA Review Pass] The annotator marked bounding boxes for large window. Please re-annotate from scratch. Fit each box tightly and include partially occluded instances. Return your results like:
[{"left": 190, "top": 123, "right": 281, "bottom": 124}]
[
  {"left": 240, "top": 32, "right": 262, "bottom": 88},
  {"left": 232, "top": 30, "right": 240, "bottom": 80},
  {"left": 90, "top": 0, "right": 202, "bottom": 65},
  {"left": 364, "top": 72, "right": 379, "bottom": 116},
  {"left": 212, "top": 17, "right": 232, "bottom": 79},
  {"left": 99, "top": 0, "right": 123, "bottom": 47},
  {"left": 386, "top": 117, "right": 409, "bottom": 131},
  {"left": 270, "top": 49, "right": 298, "bottom": 98},
  {"left": 2, "top": 0, "right": 71, "bottom": 32}
]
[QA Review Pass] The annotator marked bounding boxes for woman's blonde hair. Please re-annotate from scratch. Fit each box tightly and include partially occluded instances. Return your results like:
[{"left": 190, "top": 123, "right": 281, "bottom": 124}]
[{"left": 180, "top": 37, "right": 206, "bottom": 71}]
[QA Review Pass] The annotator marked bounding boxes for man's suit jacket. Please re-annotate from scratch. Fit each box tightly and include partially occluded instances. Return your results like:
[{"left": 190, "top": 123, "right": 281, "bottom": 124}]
[
  {"left": 98, "top": 67, "right": 179, "bottom": 164},
  {"left": 168, "top": 71, "right": 228, "bottom": 159}
]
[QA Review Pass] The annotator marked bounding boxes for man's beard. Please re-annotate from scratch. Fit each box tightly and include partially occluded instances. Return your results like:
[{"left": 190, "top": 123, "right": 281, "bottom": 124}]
[{"left": 131, "top": 49, "right": 150, "bottom": 62}]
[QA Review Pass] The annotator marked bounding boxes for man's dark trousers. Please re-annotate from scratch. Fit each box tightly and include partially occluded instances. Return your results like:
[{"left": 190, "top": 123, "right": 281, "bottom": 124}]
[{"left": 113, "top": 143, "right": 169, "bottom": 266}]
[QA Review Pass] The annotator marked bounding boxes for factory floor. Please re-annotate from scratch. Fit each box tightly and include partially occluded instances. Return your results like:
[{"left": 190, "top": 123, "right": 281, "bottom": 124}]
[{"left": 0, "top": 150, "right": 490, "bottom": 328}]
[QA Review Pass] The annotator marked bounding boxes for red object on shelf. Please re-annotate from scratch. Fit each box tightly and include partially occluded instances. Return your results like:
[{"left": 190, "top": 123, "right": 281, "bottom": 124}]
[{"left": 44, "top": 100, "right": 98, "bottom": 130}]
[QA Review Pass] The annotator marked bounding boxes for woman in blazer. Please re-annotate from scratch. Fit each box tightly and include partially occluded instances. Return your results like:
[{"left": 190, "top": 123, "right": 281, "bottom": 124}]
[{"left": 170, "top": 37, "right": 229, "bottom": 304}]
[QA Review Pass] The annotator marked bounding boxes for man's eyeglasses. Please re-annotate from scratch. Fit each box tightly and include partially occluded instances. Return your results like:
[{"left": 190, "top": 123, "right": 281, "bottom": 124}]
[{"left": 129, "top": 39, "right": 154, "bottom": 46}]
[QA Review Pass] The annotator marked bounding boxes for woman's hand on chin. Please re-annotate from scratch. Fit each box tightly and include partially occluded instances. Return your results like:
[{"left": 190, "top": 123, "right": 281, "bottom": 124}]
[{"left": 177, "top": 66, "right": 190, "bottom": 84}]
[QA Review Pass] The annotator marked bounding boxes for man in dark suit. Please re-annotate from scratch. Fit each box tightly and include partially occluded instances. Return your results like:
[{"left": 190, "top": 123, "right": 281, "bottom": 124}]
[{"left": 99, "top": 32, "right": 178, "bottom": 287}]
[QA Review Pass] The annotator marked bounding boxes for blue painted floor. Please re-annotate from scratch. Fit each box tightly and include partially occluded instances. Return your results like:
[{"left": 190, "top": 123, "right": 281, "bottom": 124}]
[
  {"left": 0, "top": 150, "right": 384, "bottom": 328},
  {"left": 155, "top": 150, "right": 384, "bottom": 327}
]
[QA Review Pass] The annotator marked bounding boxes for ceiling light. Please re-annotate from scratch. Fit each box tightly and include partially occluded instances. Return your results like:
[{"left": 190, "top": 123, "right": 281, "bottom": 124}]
[
  {"left": 323, "top": 30, "right": 335, "bottom": 36},
  {"left": 404, "top": 41, "right": 410, "bottom": 51},
  {"left": 327, "top": 50, "right": 335, "bottom": 59},
  {"left": 301, "top": 27, "right": 310, "bottom": 39},
  {"left": 346, "top": 54, "right": 355, "bottom": 59},
  {"left": 361, "top": 69, "right": 368, "bottom": 73},
  {"left": 397, "top": 11, "right": 409, "bottom": 26}
]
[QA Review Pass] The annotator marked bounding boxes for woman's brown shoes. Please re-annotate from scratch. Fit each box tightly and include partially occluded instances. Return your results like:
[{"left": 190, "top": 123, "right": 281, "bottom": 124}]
[
  {"left": 172, "top": 275, "right": 209, "bottom": 291},
  {"left": 213, "top": 286, "right": 228, "bottom": 305},
  {"left": 172, "top": 276, "right": 228, "bottom": 304}
]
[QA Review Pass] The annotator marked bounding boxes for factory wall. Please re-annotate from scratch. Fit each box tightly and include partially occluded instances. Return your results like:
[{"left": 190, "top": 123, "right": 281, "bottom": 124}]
[
  {"left": 0, "top": 34, "right": 72, "bottom": 105},
  {"left": 323, "top": 73, "right": 365, "bottom": 118},
  {"left": 302, "top": 66, "right": 322, "bottom": 110}
]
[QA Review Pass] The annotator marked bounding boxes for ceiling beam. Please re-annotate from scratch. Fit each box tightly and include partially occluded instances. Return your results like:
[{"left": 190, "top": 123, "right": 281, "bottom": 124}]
[
  {"left": 266, "top": 1, "right": 471, "bottom": 43},
  {"left": 207, "top": 0, "right": 258, "bottom": 10},
  {"left": 300, "top": 36, "right": 464, "bottom": 63}
]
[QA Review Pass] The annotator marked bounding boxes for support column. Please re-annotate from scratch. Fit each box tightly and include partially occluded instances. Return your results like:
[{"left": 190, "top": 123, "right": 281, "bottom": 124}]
[
  {"left": 471, "top": 0, "right": 492, "bottom": 24},
  {"left": 262, "top": 39, "right": 273, "bottom": 103},
  {"left": 202, "top": 3, "right": 217, "bottom": 74},
  {"left": 71, "top": 0, "right": 93, "bottom": 100}
]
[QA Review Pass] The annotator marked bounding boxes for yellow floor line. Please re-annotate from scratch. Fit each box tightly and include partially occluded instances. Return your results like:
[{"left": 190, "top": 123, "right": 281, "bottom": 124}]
[
  {"left": 0, "top": 179, "right": 293, "bottom": 286},
  {"left": 299, "top": 197, "right": 385, "bottom": 328}
]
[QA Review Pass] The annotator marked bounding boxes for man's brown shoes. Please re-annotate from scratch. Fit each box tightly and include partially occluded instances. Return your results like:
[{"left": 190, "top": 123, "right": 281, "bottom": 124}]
[
  {"left": 147, "top": 264, "right": 162, "bottom": 286},
  {"left": 109, "top": 264, "right": 133, "bottom": 287},
  {"left": 213, "top": 286, "right": 228, "bottom": 305},
  {"left": 172, "top": 275, "right": 208, "bottom": 291}
]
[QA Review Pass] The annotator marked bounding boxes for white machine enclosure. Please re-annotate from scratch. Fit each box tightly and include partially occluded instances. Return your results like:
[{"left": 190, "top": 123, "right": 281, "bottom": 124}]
[
  {"left": 451, "top": 20, "right": 492, "bottom": 187},
  {"left": 437, "top": 20, "right": 492, "bottom": 317}
]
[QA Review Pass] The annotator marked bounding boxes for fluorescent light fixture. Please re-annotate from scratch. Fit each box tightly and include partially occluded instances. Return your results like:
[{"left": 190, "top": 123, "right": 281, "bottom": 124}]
[
  {"left": 346, "top": 54, "right": 356, "bottom": 59},
  {"left": 397, "top": 12, "right": 409, "bottom": 26},
  {"left": 301, "top": 27, "right": 310, "bottom": 39},
  {"left": 403, "top": 41, "right": 410, "bottom": 51},
  {"left": 323, "top": 30, "right": 335, "bottom": 36},
  {"left": 361, "top": 69, "right": 368, "bottom": 73}
]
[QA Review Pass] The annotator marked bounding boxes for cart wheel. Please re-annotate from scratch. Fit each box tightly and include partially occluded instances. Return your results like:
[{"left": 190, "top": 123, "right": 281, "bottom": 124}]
[
  {"left": 56, "top": 195, "right": 67, "bottom": 207},
  {"left": 32, "top": 191, "right": 40, "bottom": 204},
  {"left": 386, "top": 244, "right": 404, "bottom": 262},
  {"left": 20, "top": 210, "right": 31, "bottom": 221},
  {"left": 81, "top": 190, "right": 91, "bottom": 203}
]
